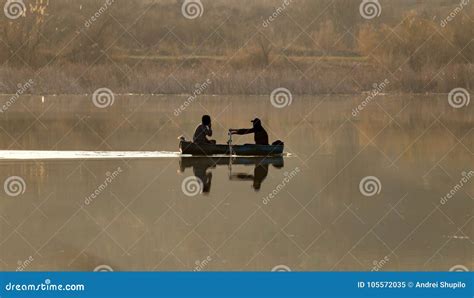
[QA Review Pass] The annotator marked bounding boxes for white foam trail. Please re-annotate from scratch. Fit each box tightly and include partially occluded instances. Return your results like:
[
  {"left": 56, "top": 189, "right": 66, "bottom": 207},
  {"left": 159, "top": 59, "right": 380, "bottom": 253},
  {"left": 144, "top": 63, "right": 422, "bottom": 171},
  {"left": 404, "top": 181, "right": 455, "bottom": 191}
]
[{"left": 0, "top": 150, "right": 181, "bottom": 160}]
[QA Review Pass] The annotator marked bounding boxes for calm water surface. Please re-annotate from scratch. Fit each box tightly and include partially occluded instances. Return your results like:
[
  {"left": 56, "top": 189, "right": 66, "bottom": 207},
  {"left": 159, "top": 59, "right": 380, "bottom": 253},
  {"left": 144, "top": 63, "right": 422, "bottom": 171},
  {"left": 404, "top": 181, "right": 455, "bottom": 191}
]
[{"left": 0, "top": 94, "right": 472, "bottom": 271}]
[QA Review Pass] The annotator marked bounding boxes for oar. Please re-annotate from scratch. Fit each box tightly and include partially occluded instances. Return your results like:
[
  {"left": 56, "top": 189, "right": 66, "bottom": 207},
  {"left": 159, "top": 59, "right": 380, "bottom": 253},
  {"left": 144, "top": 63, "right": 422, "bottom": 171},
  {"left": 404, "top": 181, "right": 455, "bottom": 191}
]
[
  {"left": 227, "top": 130, "right": 233, "bottom": 155},
  {"left": 227, "top": 131, "right": 234, "bottom": 175}
]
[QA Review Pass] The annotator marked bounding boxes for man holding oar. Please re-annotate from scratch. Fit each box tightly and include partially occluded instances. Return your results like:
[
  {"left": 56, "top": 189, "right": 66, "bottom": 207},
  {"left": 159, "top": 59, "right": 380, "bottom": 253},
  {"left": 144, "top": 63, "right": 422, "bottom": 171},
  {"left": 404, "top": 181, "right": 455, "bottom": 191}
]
[{"left": 229, "top": 118, "right": 269, "bottom": 145}]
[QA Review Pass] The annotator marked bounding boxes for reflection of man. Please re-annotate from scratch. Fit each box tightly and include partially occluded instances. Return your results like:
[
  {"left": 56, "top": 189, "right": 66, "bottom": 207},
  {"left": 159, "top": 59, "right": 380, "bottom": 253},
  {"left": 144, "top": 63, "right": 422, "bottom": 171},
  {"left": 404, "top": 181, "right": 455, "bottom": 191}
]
[
  {"left": 230, "top": 164, "right": 269, "bottom": 191},
  {"left": 193, "top": 165, "right": 213, "bottom": 194},
  {"left": 179, "top": 157, "right": 283, "bottom": 194},
  {"left": 253, "top": 164, "right": 269, "bottom": 190}
]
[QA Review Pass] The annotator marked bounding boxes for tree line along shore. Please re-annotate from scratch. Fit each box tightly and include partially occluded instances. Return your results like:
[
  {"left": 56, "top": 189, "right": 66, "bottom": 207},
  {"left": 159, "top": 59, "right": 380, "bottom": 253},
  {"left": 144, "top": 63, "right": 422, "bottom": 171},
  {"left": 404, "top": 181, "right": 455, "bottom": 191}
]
[{"left": 0, "top": 0, "right": 472, "bottom": 95}]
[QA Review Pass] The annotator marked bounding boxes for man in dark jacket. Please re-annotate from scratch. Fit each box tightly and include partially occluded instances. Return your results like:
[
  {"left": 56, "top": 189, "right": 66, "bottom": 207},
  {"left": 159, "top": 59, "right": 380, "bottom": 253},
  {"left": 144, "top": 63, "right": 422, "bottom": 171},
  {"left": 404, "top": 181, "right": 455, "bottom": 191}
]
[{"left": 229, "top": 118, "right": 269, "bottom": 145}]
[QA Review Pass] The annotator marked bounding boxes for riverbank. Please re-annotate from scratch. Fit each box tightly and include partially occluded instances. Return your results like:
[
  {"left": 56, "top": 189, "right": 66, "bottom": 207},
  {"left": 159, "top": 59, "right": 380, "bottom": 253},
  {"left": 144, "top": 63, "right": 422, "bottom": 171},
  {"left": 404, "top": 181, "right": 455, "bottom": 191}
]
[{"left": 0, "top": 57, "right": 472, "bottom": 95}]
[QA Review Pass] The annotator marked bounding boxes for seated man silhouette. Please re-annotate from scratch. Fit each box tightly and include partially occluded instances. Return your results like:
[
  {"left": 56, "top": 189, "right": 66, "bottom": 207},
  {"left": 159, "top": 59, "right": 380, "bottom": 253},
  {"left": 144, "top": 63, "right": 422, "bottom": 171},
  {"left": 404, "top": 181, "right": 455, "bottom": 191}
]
[{"left": 193, "top": 115, "right": 216, "bottom": 144}]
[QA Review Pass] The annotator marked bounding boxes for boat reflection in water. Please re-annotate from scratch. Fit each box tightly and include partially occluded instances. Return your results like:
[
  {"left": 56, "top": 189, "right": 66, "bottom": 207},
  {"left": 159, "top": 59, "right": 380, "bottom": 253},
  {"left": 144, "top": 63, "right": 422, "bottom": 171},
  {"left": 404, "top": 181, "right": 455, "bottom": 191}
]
[{"left": 179, "top": 156, "right": 284, "bottom": 194}]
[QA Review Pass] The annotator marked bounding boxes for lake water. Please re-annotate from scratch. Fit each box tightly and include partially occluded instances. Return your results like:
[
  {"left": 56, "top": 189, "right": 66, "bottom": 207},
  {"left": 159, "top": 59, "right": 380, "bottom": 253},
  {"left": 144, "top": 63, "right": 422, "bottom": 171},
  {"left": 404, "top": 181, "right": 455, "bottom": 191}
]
[{"left": 0, "top": 94, "right": 472, "bottom": 272}]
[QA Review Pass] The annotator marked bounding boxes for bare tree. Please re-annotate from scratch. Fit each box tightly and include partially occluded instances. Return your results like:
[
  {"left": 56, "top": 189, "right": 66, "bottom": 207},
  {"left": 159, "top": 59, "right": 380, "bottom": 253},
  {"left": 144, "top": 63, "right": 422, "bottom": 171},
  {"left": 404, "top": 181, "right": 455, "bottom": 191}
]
[{"left": 0, "top": 0, "right": 50, "bottom": 66}]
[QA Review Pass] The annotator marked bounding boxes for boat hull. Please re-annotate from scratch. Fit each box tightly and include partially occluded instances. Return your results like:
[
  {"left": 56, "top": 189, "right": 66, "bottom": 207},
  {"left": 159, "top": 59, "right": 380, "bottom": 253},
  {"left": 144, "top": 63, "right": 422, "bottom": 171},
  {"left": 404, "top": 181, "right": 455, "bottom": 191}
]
[{"left": 179, "top": 141, "right": 283, "bottom": 156}]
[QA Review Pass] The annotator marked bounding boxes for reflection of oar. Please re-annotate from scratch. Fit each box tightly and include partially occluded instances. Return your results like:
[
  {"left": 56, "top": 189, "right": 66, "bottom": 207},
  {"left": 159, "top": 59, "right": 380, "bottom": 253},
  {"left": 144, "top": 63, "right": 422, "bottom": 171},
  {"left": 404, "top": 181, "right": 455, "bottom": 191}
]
[{"left": 227, "top": 131, "right": 234, "bottom": 176}]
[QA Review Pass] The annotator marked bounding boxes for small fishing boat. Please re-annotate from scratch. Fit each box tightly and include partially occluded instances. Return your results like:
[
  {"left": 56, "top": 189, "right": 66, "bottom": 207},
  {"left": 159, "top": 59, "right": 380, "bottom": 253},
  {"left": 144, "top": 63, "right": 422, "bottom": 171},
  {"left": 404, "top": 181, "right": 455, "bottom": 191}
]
[{"left": 179, "top": 139, "right": 284, "bottom": 156}]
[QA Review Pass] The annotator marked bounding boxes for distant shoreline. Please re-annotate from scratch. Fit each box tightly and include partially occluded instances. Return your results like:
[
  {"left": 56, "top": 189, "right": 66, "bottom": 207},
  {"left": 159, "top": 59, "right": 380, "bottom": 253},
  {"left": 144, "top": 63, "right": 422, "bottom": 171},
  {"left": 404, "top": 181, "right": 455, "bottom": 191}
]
[{"left": 0, "top": 60, "right": 471, "bottom": 96}]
